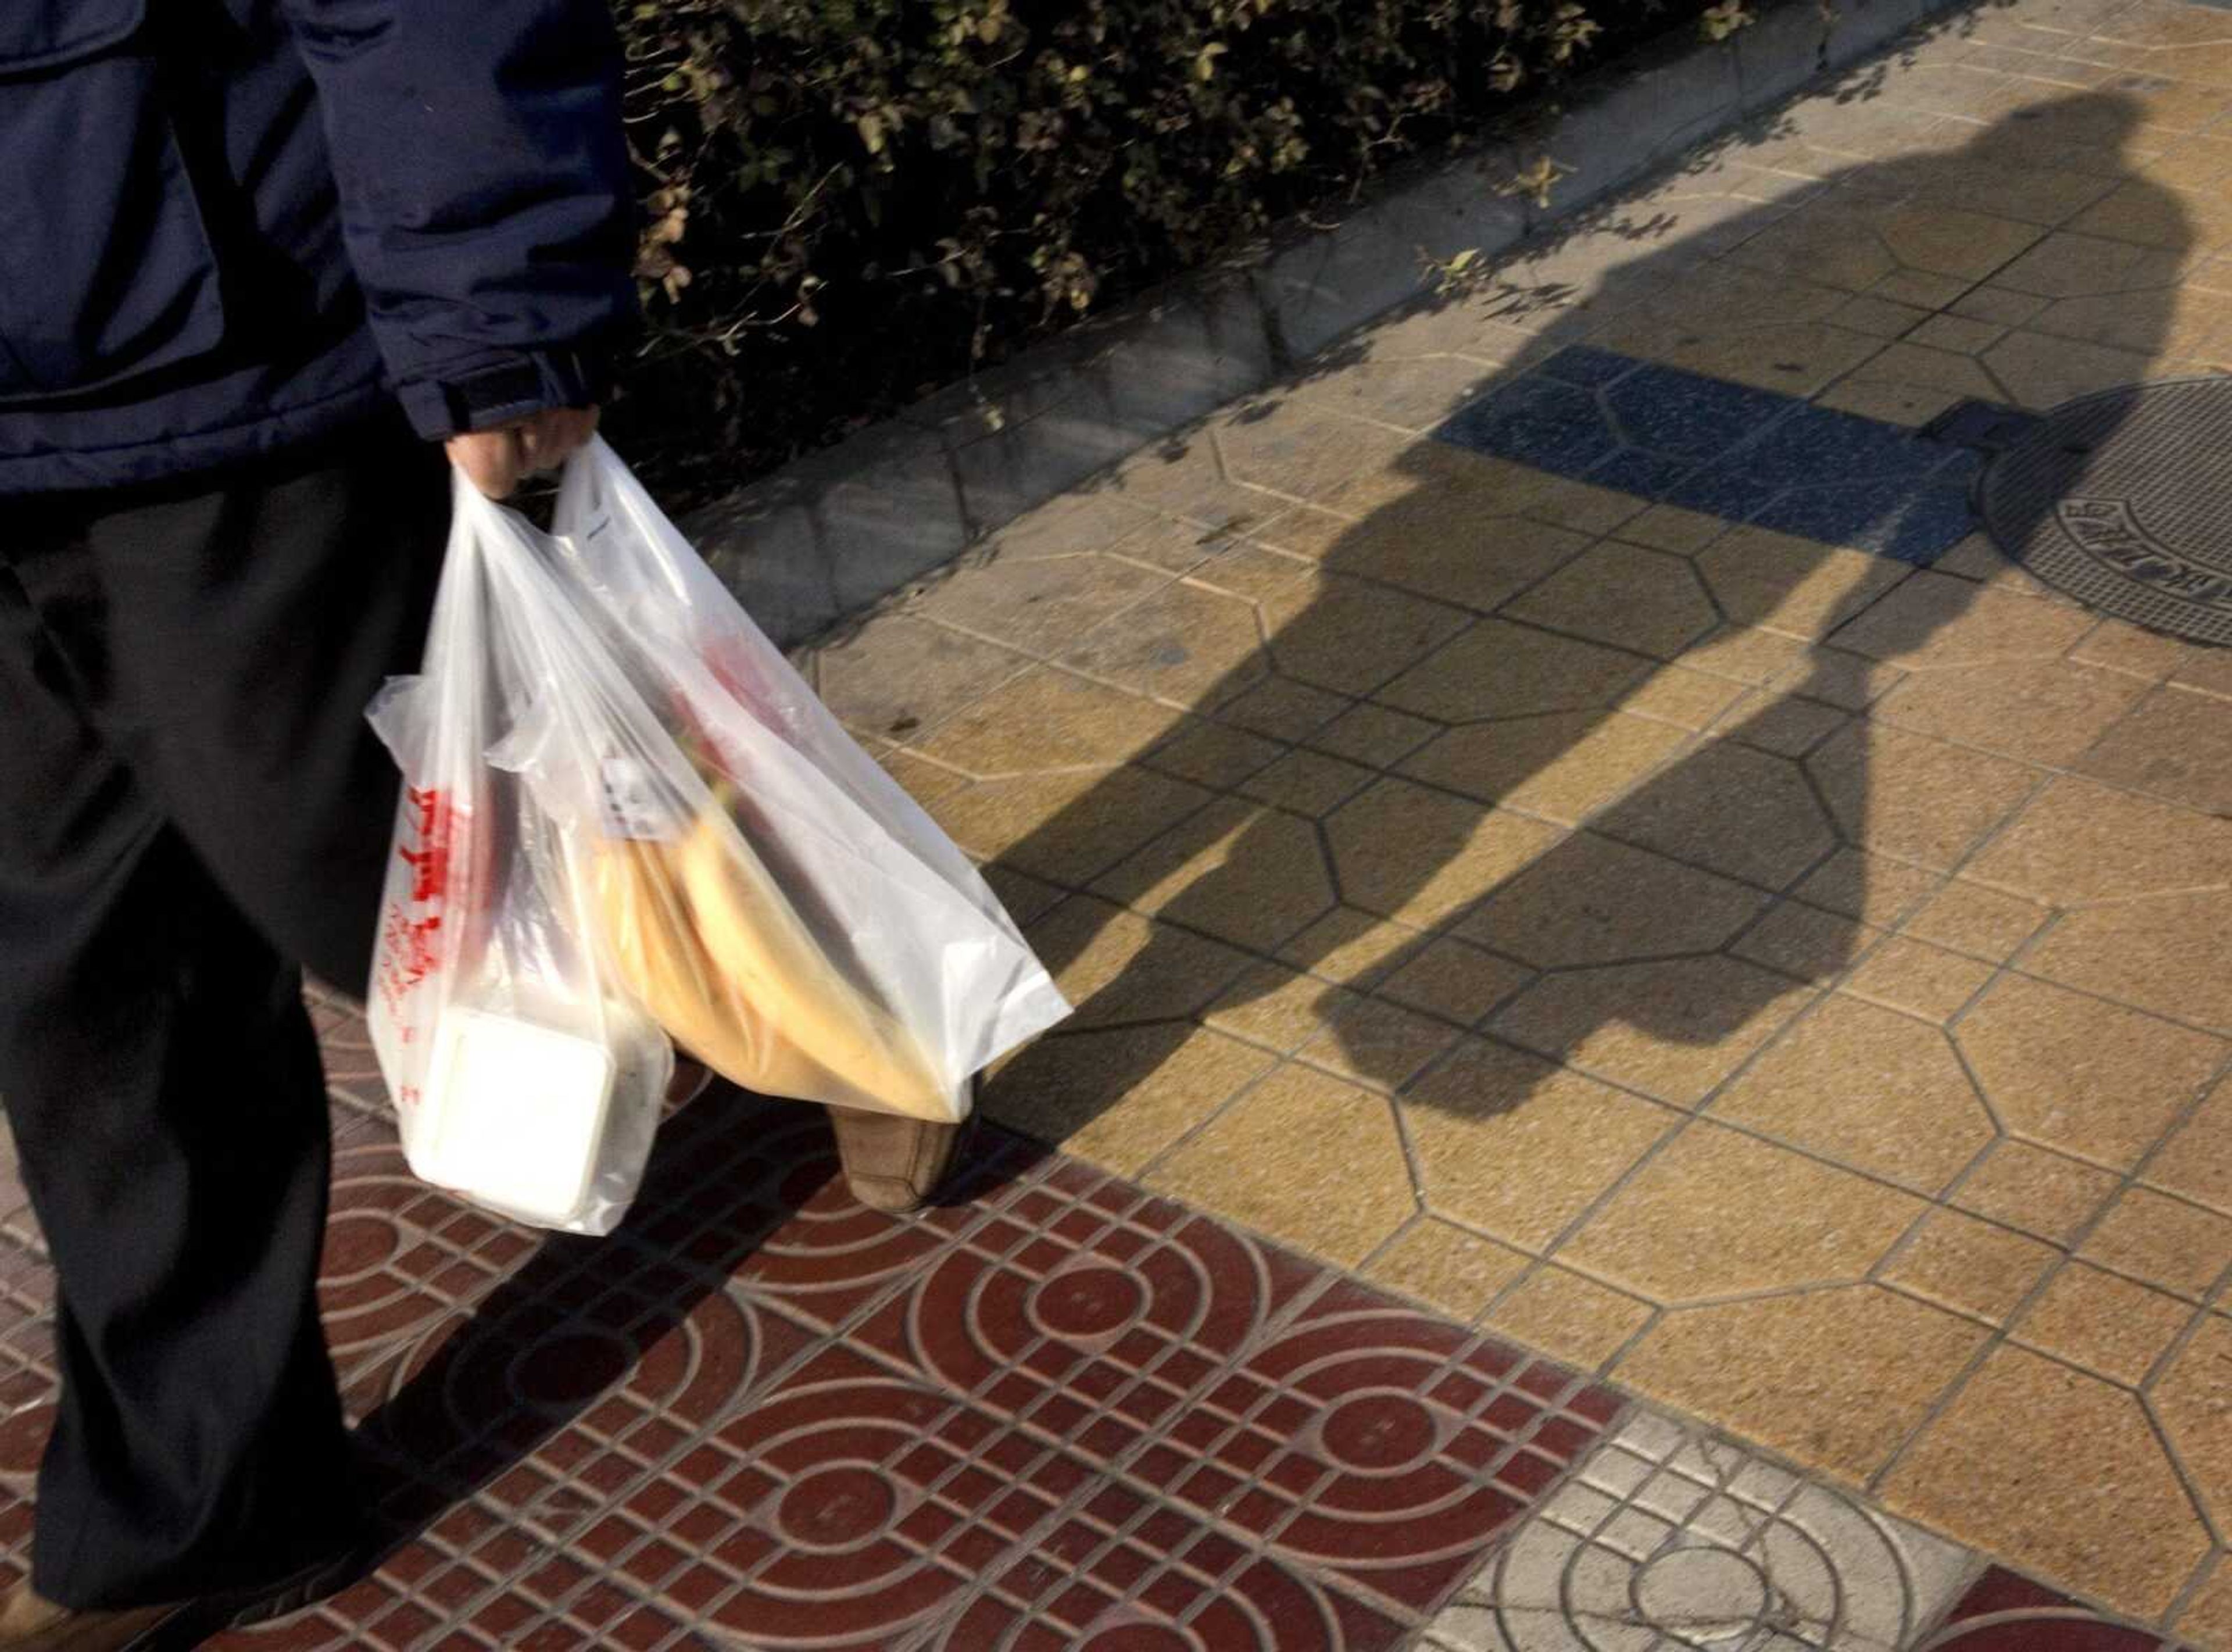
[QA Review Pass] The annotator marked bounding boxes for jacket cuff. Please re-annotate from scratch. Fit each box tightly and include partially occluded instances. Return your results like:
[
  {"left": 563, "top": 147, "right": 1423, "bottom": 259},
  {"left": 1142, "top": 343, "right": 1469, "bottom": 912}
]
[{"left": 394, "top": 345, "right": 611, "bottom": 441}]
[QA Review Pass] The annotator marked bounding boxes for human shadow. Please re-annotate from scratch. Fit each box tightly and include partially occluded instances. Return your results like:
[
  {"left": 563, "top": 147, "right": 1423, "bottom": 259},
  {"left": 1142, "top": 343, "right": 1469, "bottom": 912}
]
[{"left": 985, "top": 90, "right": 2185, "bottom": 1171}]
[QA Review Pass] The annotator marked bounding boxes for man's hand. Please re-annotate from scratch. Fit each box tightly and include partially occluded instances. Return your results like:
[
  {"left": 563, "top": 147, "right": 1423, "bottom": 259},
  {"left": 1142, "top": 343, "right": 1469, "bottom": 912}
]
[{"left": 446, "top": 406, "right": 600, "bottom": 498}]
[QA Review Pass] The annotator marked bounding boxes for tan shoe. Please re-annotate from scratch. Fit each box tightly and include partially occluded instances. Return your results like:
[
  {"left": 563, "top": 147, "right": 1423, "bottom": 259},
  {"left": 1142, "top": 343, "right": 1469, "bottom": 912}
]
[
  {"left": 0, "top": 1583, "right": 173, "bottom": 1651},
  {"left": 828, "top": 1106, "right": 972, "bottom": 1214}
]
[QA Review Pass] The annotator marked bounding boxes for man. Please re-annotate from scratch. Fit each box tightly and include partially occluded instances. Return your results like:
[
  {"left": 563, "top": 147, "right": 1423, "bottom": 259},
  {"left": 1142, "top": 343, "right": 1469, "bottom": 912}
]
[{"left": 0, "top": 2, "right": 631, "bottom": 1645}]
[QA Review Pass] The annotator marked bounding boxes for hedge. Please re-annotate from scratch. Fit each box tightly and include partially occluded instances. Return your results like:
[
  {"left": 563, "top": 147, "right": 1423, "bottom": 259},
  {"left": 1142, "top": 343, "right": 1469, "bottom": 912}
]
[{"left": 610, "top": 0, "right": 1754, "bottom": 503}]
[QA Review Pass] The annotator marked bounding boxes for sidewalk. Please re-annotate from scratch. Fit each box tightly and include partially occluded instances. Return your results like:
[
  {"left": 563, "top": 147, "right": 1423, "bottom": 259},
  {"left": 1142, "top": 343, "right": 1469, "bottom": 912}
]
[
  {"left": 813, "top": 0, "right": 2232, "bottom": 1638},
  {"left": 1, "top": 0, "right": 2230, "bottom": 1646}
]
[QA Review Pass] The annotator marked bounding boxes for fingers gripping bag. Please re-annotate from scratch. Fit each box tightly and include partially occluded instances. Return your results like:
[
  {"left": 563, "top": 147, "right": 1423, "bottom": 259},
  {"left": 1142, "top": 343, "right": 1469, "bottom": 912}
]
[{"left": 544, "top": 438, "right": 1071, "bottom": 1123}]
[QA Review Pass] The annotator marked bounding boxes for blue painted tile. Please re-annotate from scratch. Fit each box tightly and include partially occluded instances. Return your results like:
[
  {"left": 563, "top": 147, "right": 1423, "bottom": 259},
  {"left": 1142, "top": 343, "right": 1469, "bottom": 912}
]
[
  {"left": 1433, "top": 346, "right": 1979, "bottom": 566},
  {"left": 1539, "top": 345, "right": 1637, "bottom": 389},
  {"left": 1587, "top": 448, "right": 1700, "bottom": 499},
  {"left": 1439, "top": 376, "right": 1618, "bottom": 473},
  {"left": 1605, "top": 366, "right": 1793, "bottom": 463}
]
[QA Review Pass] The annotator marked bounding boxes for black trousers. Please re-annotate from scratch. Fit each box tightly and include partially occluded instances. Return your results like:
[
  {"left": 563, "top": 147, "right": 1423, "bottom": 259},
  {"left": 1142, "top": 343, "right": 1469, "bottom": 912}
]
[{"left": 0, "top": 421, "right": 446, "bottom": 1607}]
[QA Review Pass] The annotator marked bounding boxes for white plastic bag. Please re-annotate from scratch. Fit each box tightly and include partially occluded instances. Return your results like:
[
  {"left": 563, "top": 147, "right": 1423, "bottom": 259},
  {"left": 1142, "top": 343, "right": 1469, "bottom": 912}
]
[
  {"left": 546, "top": 438, "right": 1070, "bottom": 1109},
  {"left": 366, "top": 474, "right": 675, "bottom": 1233},
  {"left": 367, "top": 446, "right": 1069, "bottom": 1233}
]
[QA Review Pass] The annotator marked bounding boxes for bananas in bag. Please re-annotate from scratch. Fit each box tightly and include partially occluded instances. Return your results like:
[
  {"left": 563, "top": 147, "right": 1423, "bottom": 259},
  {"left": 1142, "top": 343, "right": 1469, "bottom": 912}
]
[{"left": 367, "top": 445, "right": 1068, "bottom": 1233}]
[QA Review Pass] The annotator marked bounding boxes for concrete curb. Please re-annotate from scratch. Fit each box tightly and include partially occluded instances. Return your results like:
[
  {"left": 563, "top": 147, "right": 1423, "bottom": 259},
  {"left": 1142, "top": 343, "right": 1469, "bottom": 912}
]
[{"left": 682, "top": 0, "right": 1972, "bottom": 647}]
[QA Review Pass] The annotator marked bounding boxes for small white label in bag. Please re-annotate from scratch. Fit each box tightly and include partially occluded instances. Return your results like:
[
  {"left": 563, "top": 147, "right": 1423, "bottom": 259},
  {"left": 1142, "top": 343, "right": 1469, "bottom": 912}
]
[{"left": 598, "top": 757, "right": 683, "bottom": 842}]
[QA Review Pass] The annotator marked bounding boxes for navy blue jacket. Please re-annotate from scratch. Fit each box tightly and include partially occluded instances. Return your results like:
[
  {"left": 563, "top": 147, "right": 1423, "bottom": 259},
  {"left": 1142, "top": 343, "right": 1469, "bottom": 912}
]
[{"left": 0, "top": 0, "right": 635, "bottom": 494}]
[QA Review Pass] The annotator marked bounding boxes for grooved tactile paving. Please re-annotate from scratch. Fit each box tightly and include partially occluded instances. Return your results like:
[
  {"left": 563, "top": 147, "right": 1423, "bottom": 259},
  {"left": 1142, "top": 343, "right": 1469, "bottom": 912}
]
[{"left": 1979, "top": 380, "right": 2232, "bottom": 645}]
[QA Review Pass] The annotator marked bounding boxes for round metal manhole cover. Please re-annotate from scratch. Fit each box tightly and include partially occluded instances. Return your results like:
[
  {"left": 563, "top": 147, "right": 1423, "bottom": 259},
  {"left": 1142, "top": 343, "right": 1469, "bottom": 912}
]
[{"left": 1979, "top": 377, "right": 2232, "bottom": 647}]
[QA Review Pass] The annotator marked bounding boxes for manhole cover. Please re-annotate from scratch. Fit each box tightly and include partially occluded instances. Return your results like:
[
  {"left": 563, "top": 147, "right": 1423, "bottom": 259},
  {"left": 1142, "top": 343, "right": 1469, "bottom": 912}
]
[{"left": 1978, "top": 377, "right": 2232, "bottom": 646}]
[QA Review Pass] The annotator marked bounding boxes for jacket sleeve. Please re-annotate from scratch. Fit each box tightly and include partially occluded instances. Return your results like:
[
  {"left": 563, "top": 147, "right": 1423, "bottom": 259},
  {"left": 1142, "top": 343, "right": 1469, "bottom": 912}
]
[{"left": 278, "top": 0, "right": 638, "bottom": 439}]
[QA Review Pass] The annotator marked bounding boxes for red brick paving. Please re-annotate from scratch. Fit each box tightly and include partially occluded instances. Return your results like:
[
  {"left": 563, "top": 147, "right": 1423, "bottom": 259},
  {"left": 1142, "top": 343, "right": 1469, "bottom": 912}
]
[{"left": 0, "top": 997, "right": 1619, "bottom": 1649}]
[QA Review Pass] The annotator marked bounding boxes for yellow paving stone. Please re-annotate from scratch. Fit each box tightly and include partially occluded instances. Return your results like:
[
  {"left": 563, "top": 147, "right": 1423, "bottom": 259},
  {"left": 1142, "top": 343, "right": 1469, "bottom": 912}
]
[
  {"left": 1261, "top": 575, "right": 1473, "bottom": 698},
  {"left": 1252, "top": 501, "right": 1355, "bottom": 560},
  {"left": 981, "top": 1023, "right": 1279, "bottom": 1175},
  {"left": 1620, "top": 1287, "right": 1985, "bottom": 1483},
  {"left": 1211, "top": 401, "right": 1411, "bottom": 500},
  {"left": 2174, "top": 643, "right": 2232, "bottom": 700},
  {"left": 1326, "top": 781, "right": 1563, "bottom": 928},
  {"left": 1361, "top": 1220, "right": 1531, "bottom": 1321},
  {"left": 1291, "top": 352, "right": 1501, "bottom": 432},
  {"left": 1832, "top": 572, "right": 2097, "bottom": 666},
  {"left": 2145, "top": 1074, "right": 2232, "bottom": 1216},
  {"left": 1491, "top": 957, "right": 1818, "bottom": 1107},
  {"left": 1297, "top": 995, "right": 1462, "bottom": 1095},
  {"left": 2080, "top": 1188, "right": 2232, "bottom": 1300},
  {"left": 1305, "top": 702, "right": 1441, "bottom": 769},
  {"left": 1562, "top": 1125, "right": 1925, "bottom": 1300},
  {"left": 1206, "top": 962, "right": 1362, "bottom": 1056},
  {"left": 1376, "top": 939, "right": 1534, "bottom": 1026},
  {"left": 1140, "top": 718, "right": 1285, "bottom": 789},
  {"left": 1186, "top": 543, "right": 1318, "bottom": 604},
  {"left": 1398, "top": 712, "right": 1692, "bottom": 825},
  {"left": 1674, "top": 624, "right": 1819, "bottom": 690},
  {"left": 2075, "top": 685, "right": 2232, "bottom": 816},
  {"left": 877, "top": 748, "right": 973, "bottom": 807},
  {"left": 1061, "top": 579, "right": 1269, "bottom": 707},
  {"left": 1840, "top": 936, "right": 1997, "bottom": 1023},
  {"left": 1615, "top": 505, "right": 1728, "bottom": 555},
  {"left": 1901, "top": 879, "right": 2052, "bottom": 962},
  {"left": 1817, "top": 345, "right": 2003, "bottom": 426},
  {"left": 1111, "top": 514, "right": 1257, "bottom": 577},
  {"left": 2011, "top": 1262, "right": 2194, "bottom": 1385},
  {"left": 1985, "top": 327, "right": 2170, "bottom": 407},
  {"left": 1952, "top": 1137, "right": 2121, "bottom": 1246},
  {"left": 1958, "top": 973, "right": 2226, "bottom": 1168},
  {"left": 819, "top": 614, "right": 1031, "bottom": 743},
  {"left": 1375, "top": 618, "right": 1652, "bottom": 724},
  {"left": 1403, "top": 1040, "right": 1682, "bottom": 1251},
  {"left": 1596, "top": 740, "right": 1837, "bottom": 890},
  {"left": 1460, "top": 833, "right": 1770, "bottom": 968},
  {"left": 1235, "top": 748, "right": 1376, "bottom": 817},
  {"left": 1092, "top": 798, "right": 1336, "bottom": 952},
  {"left": 985, "top": 489, "right": 1160, "bottom": 561},
  {"left": 1966, "top": 777, "right": 2232, "bottom": 902},
  {"left": 1882, "top": 1347, "right": 2210, "bottom": 1620},
  {"left": 1319, "top": 498, "right": 1592, "bottom": 612},
  {"left": 1907, "top": 313, "right": 2009, "bottom": 354},
  {"left": 1721, "top": 692, "right": 1850, "bottom": 757},
  {"left": 1215, "top": 674, "right": 1353, "bottom": 742},
  {"left": 2154, "top": 1315, "right": 2232, "bottom": 1534},
  {"left": 2070, "top": 617, "right": 2193, "bottom": 681},
  {"left": 2026, "top": 889, "right": 2232, "bottom": 1032},
  {"left": 1025, "top": 896, "right": 1253, "bottom": 1028},
  {"left": 1831, "top": 292, "right": 1933, "bottom": 338},
  {"left": 1713, "top": 995, "right": 1993, "bottom": 1190},
  {"left": 979, "top": 864, "right": 1066, "bottom": 928},
  {"left": 917, "top": 667, "right": 1185, "bottom": 774},
  {"left": 1596, "top": 309, "right": 1882, "bottom": 400},
  {"left": 1503, "top": 542, "right": 1721, "bottom": 659},
  {"left": 931, "top": 765, "right": 1213, "bottom": 885},
  {"left": 1950, "top": 284, "right": 2050, "bottom": 327},
  {"left": 2173, "top": 1560, "right": 2232, "bottom": 1652},
  {"left": 1992, "top": 228, "right": 2190, "bottom": 299},
  {"left": 1872, "top": 658, "right": 2151, "bottom": 767},
  {"left": 1488, "top": 1268, "right": 1654, "bottom": 1372},
  {"left": 1730, "top": 900, "right": 1876, "bottom": 985},
  {"left": 1882, "top": 1209, "right": 2059, "bottom": 1324},
  {"left": 1806, "top": 723, "right": 2040, "bottom": 873},
  {"left": 1789, "top": 847, "right": 1944, "bottom": 928},
  {"left": 1693, "top": 532, "right": 1912, "bottom": 641},
  {"left": 1146, "top": 1064, "right": 1414, "bottom": 1268},
  {"left": 1278, "top": 906, "right": 1432, "bottom": 986},
  {"left": 910, "top": 553, "right": 1171, "bottom": 655},
  {"left": 1616, "top": 664, "right": 1756, "bottom": 732}
]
